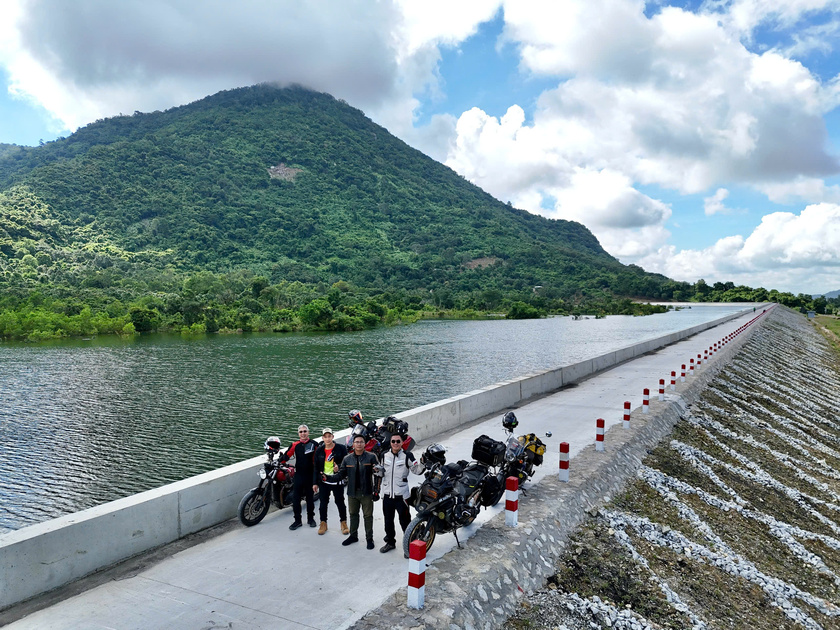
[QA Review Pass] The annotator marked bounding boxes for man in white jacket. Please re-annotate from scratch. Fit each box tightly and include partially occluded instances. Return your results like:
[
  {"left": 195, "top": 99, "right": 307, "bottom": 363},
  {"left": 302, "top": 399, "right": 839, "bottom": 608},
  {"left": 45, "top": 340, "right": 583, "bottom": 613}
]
[{"left": 379, "top": 434, "right": 424, "bottom": 553}]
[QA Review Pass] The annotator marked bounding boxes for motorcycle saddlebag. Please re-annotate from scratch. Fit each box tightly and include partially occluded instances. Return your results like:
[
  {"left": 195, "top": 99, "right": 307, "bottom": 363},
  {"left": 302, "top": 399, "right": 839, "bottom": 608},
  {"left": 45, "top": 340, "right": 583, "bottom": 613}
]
[
  {"left": 520, "top": 433, "right": 546, "bottom": 466},
  {"left": 472, "top": 435, "right": 506, "bottom": 467}
]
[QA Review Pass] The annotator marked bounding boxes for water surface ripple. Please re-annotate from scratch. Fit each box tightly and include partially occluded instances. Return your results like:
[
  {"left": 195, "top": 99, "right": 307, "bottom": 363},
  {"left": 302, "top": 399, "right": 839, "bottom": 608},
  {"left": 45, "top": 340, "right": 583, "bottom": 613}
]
[{"left": 0, "top": 304, "right": 750, "bottom": 533}]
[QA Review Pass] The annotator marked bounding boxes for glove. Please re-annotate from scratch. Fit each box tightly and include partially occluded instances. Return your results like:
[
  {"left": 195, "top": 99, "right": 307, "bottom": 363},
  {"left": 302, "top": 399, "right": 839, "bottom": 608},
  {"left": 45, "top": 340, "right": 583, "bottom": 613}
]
[{"left": 372, "top": 492, "right": 380, "bottom": 502}]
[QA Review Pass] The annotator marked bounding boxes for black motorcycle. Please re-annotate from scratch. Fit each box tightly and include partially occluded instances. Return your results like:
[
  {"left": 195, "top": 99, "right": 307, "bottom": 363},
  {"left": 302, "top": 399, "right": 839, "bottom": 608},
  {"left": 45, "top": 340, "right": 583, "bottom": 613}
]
[
  {"left": 403, "top": 440, "right": 503, "bottom": 555},
  {"left": 238, "top": 436, "right": 303, "bottom": 526}
]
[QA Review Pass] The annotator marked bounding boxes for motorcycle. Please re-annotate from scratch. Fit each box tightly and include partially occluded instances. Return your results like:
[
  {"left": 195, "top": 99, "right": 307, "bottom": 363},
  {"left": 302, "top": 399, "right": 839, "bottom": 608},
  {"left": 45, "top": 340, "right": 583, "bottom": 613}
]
[
  {"left": 237, "top": 436, "right": 299, "bottom": 526},
  {"left": 403, "top": 442, "right": 499, "bottom": 555},
  {"left": 497, "top": 411, "right": 548, "bottom": 490}
]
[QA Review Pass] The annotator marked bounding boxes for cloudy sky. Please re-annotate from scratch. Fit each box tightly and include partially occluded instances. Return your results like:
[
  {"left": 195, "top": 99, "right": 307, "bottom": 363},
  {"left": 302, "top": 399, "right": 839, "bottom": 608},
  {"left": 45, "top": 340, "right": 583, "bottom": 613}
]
[{"left": 2, "top": 0, "right": 840, "bottom": 294}]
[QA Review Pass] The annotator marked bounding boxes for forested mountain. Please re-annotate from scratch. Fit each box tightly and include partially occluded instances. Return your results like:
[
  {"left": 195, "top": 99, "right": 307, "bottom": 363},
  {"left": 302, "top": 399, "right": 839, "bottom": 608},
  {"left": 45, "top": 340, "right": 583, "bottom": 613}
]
[{"left": 0, "top": 84, "right": 690, "bottom": 340}]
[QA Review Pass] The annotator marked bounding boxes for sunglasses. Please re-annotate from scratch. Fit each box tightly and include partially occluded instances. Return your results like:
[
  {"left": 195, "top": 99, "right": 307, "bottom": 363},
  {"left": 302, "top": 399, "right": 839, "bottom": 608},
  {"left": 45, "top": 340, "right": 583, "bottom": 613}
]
[
  {"left": 299, "top": 430, "right": 308, "bottom": 433},
  {"left": 390, "top": 439, "right": 402, "bottom": 444}
]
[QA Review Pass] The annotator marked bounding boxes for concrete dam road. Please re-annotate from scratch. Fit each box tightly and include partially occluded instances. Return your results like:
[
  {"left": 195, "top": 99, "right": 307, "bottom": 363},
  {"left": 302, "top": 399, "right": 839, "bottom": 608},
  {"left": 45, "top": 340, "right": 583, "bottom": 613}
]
[{"left": 3, "top": 308, "right": 769, "bottom": 630}]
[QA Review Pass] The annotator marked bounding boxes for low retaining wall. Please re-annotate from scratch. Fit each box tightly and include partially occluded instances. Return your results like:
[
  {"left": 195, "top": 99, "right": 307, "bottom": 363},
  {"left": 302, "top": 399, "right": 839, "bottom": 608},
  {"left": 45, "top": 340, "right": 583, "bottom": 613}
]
[
  {"left": 349, "top": 311, "right": 765, "bottom": 630},
  {"left": 0, "top": 306, "right": 755, "bottom": 611}
]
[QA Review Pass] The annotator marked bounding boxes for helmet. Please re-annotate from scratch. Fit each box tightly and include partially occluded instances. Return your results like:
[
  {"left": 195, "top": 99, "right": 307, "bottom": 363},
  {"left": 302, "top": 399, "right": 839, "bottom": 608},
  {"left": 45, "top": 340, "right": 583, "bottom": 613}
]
[
  {"left": 502, "top": 411, "right": 518, "bottom": 431},
  {"left": 264, "top": 436, "right": 282, "bottom": 454},
  {"left": 423, "top": 443, "right": 446, "bottom": 466},
  {"left": 348, "top": 409, "right": 363, "bottom": 427},
  {"left": 350, "top": 423, "right": 369, "bottom": 441}
]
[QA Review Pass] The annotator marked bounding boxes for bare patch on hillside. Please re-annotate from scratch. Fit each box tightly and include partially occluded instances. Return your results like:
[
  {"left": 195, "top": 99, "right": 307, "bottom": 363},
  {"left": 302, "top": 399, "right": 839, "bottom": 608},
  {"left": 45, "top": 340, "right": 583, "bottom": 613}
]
[
  {"left": 463, "top": 256, "right": 501, "bottom": 269},
  {"left": 268, "top": 163, "right": 303, "bottom": 181}
]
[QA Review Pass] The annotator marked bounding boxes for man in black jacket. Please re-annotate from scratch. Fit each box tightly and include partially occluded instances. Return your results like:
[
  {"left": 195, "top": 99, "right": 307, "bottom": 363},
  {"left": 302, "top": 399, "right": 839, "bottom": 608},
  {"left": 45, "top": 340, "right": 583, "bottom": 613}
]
[
  {"left": 326, "top": 433, "right": 379, "bottom": 549},
  {"left": 312, "top": 427, "right": 348, "bottom": 535},
  {"left": 280, "top": 424, "right": 318, "bottom": 530}
]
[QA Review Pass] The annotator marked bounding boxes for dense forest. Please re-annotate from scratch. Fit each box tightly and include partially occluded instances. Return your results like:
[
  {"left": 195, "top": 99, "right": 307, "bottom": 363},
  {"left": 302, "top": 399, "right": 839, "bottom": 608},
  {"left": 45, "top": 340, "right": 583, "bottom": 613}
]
[{"left": 0, "top": 85, "right": 832, "bottom": 341}]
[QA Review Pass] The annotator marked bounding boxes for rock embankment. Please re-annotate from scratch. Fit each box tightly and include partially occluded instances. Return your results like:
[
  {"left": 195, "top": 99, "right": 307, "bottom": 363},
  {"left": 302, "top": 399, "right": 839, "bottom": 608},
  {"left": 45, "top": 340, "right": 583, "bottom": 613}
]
[{"left": 506, "top": 306, "right": 840, "bottom": 630}]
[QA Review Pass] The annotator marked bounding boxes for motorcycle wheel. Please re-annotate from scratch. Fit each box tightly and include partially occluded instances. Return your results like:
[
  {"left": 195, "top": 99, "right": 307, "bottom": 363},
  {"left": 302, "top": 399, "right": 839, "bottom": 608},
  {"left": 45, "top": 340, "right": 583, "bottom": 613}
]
[
  {"left": 238, "top": 489, "right": 270, "bottom": 526},
  {"left": 403, "top": 516, "right": 437, "bottom": 556}
]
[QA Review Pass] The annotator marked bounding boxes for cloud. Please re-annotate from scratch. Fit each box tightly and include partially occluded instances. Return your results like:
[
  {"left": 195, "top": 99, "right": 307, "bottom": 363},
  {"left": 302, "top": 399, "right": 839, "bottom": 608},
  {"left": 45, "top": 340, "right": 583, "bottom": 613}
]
[
  {"left": 704, "top": 188, "right": 731, "bottom": 215},
  {"left": 703, "top": 0, "right": 840, "bottom": 39},
  {"left": 637, "top": 203, "right": 840, "bottom": 292},
  {"left": 1, "top": 0, "right": 468, "bottom": 136}
]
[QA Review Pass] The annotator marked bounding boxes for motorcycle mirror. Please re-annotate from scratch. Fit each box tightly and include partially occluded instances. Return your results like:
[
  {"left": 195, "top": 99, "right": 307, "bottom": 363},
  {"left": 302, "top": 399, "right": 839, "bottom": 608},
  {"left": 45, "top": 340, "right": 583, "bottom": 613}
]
[{"left": 545, "top": 431, "right": 552, "bottom": 438}]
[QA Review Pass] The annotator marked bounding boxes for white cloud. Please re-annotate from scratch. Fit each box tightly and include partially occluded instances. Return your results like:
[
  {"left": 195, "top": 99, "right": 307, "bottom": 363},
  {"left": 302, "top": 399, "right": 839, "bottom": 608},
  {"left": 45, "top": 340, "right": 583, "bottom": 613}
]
[
  {"left": 756, "top": 176, "right": 840, "bottom": 203},
  {"left": 704, "top": 0, "right": 840, "bottom": 39},
  {"left": 638, "top": 203, "right": 840, "bottom": 292},
  {"left": 704, "top": 188, "right": 731, "bottom": 215}
]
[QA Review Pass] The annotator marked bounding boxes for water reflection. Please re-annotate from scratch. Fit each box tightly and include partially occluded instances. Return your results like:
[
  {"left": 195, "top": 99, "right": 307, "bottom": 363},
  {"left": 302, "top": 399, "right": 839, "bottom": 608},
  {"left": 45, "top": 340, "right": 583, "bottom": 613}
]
[{"left": 0, "top": 304, "right": 751, "bottom": 532}]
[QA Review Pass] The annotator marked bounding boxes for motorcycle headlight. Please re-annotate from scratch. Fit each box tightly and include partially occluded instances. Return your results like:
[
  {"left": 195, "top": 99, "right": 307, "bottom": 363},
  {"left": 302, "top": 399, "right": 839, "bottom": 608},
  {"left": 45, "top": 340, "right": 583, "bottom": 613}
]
[{"left": 259, "top": 468, "right": 267, "bottom": 479}]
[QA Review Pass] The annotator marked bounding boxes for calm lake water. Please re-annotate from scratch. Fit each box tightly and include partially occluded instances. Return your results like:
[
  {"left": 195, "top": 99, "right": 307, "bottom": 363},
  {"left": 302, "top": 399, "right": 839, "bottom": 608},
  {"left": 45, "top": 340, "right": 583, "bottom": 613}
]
[{"left": 0, "top": 304, "right": 752, "bottom": 533}]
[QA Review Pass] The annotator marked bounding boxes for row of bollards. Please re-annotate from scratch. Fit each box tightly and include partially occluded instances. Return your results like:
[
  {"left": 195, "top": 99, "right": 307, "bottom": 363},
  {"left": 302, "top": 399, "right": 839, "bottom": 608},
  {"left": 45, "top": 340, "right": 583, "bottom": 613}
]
[{"left": 408, "top": 307, "right": 773, "bottom": 609}]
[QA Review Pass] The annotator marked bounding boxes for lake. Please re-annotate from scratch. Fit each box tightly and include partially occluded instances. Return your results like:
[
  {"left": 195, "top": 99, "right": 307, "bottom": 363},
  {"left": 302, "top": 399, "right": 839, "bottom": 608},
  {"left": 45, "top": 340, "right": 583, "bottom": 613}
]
[{"left": 0, "top": 303, "right": 753, "bottom": 533}]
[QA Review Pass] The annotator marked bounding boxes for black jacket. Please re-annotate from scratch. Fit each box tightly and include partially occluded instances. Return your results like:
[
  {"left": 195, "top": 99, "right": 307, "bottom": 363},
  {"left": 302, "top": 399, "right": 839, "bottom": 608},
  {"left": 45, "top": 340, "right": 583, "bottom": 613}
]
[
  {"left": 279, "top": 438, "right": 318, "bottom": 479},
  {"left": 328, "top": 450, "right": 379, "bottom": 496},
  {"left": 313, "top": 441, "right": 348, "bottom": 485}
]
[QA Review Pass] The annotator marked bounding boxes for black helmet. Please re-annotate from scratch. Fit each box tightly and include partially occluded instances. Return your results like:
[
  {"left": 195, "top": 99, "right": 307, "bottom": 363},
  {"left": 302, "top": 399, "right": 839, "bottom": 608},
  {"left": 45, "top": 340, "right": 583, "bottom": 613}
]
[
  {"left": 423, "top": 443, "right": 446, "bottom": 466},
  {"left": 503, "top": 411, "right": 518, "bottom": 431},
  {"left": 348, "top": 409, "right": 363, "bottom": 427},
  {"left": 350, "top": 423, "right": 369, "bottom": 441},
  {"left": 264, "top": 436, "right": 282, "bottom": 454}
]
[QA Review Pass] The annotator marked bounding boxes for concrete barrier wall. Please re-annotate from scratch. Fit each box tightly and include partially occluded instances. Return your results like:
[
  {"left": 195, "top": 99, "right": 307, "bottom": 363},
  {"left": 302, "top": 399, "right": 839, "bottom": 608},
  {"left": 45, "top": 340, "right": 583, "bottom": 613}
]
[{"left": 0, "top": 305, "right": 757, "bottom": 611}]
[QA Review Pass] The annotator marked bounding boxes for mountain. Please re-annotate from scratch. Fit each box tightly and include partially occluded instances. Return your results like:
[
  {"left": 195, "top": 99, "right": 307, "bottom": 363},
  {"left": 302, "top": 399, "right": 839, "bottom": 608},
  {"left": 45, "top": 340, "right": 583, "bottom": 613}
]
[
  {"left": 0, "top": 84, "right": 690, "bottom": 339},
  {"left": 816, "top": 290, "right": 840, "bottom": 299}
]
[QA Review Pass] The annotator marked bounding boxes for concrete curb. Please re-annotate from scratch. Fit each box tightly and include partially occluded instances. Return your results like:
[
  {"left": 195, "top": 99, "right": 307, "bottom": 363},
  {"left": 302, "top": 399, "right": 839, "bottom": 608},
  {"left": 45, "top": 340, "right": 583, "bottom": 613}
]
[{"left": 347, "top": 309, "right": 767, "bottom": 630}]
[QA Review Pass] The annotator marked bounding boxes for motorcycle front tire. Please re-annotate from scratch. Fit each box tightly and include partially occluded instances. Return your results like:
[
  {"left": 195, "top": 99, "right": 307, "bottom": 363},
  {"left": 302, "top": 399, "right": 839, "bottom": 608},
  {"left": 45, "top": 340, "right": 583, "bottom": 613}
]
[
  {"left": 403, "top": 515, "right": 437, "bottom": 557},
  {"left": 238, "top": 488, "right": 270, "bottom": 526}
]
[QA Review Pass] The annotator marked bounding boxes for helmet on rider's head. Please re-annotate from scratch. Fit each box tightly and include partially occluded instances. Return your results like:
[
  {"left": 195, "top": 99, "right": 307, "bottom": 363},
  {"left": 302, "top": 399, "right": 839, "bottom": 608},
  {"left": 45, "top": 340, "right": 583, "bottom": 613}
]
[
  {"left": 502, "top": 411, "right": 518, "bottom": 431},
  {"left": 264, "top": 436, "right": 282, "bottom": 454},
  {"left": 348, "top": 409, "right": 363, "bottom": 427},
  {"left": 423, "top": 443, "right": 446, "bottom": 466}
]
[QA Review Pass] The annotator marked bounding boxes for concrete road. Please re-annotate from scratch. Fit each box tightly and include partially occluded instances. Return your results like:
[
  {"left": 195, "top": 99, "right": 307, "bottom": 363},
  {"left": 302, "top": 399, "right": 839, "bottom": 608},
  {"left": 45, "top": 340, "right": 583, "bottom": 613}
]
[{"left": 3, "top": 306, "right": 768, "bottom": 630}]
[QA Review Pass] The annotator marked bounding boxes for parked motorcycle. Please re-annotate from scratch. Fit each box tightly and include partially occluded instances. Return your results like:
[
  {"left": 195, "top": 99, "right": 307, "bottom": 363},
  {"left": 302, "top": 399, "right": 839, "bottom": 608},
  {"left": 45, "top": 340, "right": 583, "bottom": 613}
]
[
  {"left": 403, "top": 441, "right": 500, "bottom": 555},
  {"left": 237, "top": 436, "right": 299, "bottom": 526},
  {"left": 374, "top": 416, "right": 415, "bottom": 454},
  {"left": 498, "top": 411, "right": 547, "bottom": 488}
]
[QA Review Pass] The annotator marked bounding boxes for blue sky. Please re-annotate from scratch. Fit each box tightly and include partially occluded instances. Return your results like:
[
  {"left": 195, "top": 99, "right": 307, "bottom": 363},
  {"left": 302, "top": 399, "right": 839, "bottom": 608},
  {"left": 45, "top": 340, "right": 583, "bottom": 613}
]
[{"left": 2, "top": 0, "right": 840, "bottom": 293}]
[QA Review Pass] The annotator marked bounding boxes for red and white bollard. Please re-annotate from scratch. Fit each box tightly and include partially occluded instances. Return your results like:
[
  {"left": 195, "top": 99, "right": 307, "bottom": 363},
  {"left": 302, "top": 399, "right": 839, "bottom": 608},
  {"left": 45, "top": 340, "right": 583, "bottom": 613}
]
[
  {"left": 596, "top": 418, "right": 605, "bottom": 451},
  {"left": 642, "top": 388, "right": 650, "bottom": 414},
  {"left": 559, "top": 442, "right": 570, "bottom": 482},
  {"left": 697, "top": 352, "right": 702, "bottom": 366},
  {"left": 689, "top": 358, "right": 695, "bottom": 375},
  {"left": 680, "top": 364, "right": 686, "bottom": 382},
  {"left": 670, "top": 371, "right": 676, "bottom": 391},
  {"left": 505, "top": 476, "right": 519, "bottom": 527},
  {"left": 623, "top": 401, "right": 631, "bottom": 428},
  {"left": 408, "top": 540, "right": 426, "bottom": 609},
  {"left": 658, "top": 379, "right": 665, "bottom": 401},
  {"left": 703, "top": 349, "right": 708, "bottom": 362}
]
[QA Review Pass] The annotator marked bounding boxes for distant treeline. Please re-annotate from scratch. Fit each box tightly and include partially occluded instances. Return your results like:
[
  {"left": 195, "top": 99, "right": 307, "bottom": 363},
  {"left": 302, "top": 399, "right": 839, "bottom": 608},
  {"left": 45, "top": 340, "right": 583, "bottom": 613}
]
[{"left": 0, "top": 268, "right": 830, "bottom": 342}]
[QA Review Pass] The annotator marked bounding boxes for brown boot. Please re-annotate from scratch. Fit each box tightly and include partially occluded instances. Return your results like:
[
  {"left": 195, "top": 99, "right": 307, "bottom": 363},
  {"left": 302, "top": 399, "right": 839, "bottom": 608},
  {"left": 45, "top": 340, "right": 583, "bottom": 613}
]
[
  {"left": 318, "top": 521, "right": 328, "bottom": 535},
  {"left": 340, "top": 521, "right": 349, "bottom": 535}
]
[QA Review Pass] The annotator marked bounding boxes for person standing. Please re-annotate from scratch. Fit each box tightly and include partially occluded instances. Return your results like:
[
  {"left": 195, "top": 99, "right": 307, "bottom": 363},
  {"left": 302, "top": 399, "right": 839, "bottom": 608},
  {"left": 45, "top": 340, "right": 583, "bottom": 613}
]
[
  {"left": 312, "top": 428, "right": 349, "bottom": 535},
  {"left": 379, "top": 433, "right": 423, "bottom": 553},
  {"left": 327, "top": 433, "right": 378, "bottom": 549},
  {"left": 280, "top": 424, "right": 318, "bottom": 530}
]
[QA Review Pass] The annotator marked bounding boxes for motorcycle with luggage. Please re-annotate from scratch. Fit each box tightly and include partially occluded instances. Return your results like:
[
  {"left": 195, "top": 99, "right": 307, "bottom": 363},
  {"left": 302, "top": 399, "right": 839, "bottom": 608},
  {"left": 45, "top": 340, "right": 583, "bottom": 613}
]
[
  {"left": 237, "top": 436, "right": 306, "bottom": 526},
  {"left": 403, "top": 438, "right": 505, "bottom": 555},
  {"left": 498, "top": 411, "right": 547, "bottom": 488}
]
